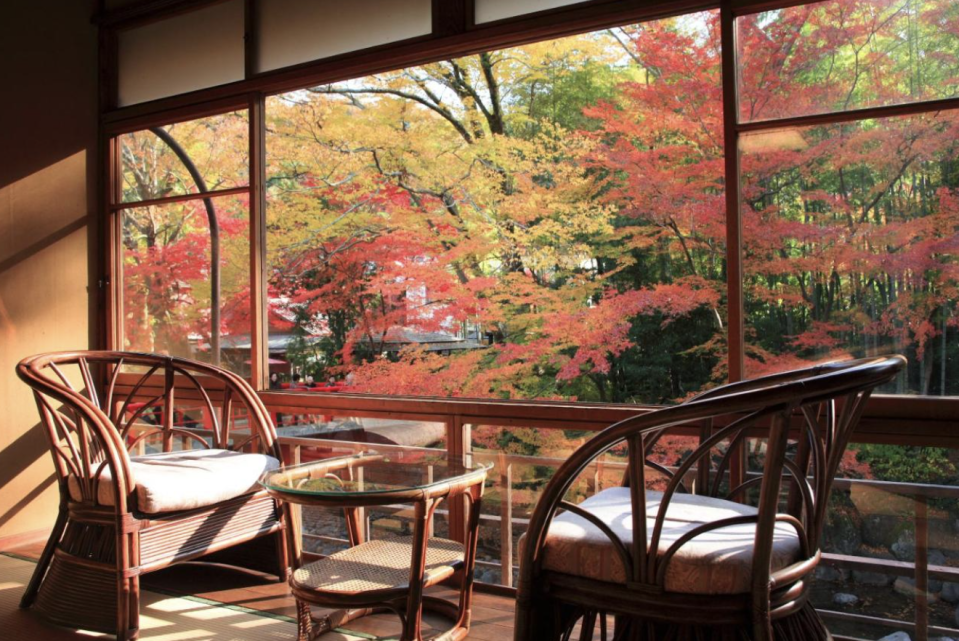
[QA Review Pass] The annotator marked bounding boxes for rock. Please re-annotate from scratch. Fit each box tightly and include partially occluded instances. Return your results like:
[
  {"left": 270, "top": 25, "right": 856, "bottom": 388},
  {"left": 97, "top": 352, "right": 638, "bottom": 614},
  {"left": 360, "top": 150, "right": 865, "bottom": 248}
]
[
  {"left": 942, "top": 582, "right": 959, "bottom": 604},
  {"left": 893, "top": 530, "right": 916, "bottom": 560},
  {"left": 816, "top": 565, "right": 851, "bottom": 582},
  {"left": 823, "top": 499, "right": 862, "bottom": 555},
  {"left": 852, "top": 568, "right": 895, "bottom": 587},
  {"left": 894, "top": 577, "right": 917, "bottom": 596},
  {"left": 893, "top": 542, "right": 915, "bottom": 560},
  {"left": 878, "top": 632, "right": 911, "bottom": 641},
  {"left": 832, "top": 592, "right": 859, "bottom": 606},
  {"left": 894, "top": 576, "right": 942, "bottom": 599},
  {"left": 861, "top": 514, "right": 910, "bottom": 549},
  {"left": 474, "top": 567, "right": 500, "bottom": 584},
  {"left": 938, "top": 520, "right": 959, "bottom": 558},
  {"left": 930, "top": 549, "right": 948, "bottom": 567},
  {"left": 928, "top": 518, "right": 959, "bottom": 555},
  {"left": 892, "top": 533, "right": 947, "bottom": 570}
]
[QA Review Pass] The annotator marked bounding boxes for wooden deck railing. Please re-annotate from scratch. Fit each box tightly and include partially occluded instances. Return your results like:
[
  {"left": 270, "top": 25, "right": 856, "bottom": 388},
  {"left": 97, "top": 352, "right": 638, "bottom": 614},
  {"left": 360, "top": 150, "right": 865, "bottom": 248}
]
[
  {"left": 276, "top": 431, "right": 959, "bottom": 641},
  {"left": 114, "top": 379, "right": 959, "bottom": 641}
]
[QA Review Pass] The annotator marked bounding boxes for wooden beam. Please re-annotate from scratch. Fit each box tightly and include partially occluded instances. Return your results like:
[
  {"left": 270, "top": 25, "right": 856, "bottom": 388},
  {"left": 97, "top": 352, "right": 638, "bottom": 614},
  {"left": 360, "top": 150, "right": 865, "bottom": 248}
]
[
  {"left": 736, "top": 94, "right": 959, "bottom": 134},
  {"left": 101, "top": 0, "right": 713, "bottom": 127}
]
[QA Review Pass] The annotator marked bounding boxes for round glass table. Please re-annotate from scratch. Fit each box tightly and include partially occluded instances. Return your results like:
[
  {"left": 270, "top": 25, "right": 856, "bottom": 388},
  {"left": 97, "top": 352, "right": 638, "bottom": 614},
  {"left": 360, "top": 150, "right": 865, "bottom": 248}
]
[{"left": 260, "top": 451, "right": 491, "bottom": 641}]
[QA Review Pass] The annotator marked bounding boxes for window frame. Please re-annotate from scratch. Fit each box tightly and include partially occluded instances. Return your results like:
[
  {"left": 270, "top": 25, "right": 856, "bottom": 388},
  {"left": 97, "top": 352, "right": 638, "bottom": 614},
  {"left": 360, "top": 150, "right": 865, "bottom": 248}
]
[
  {"left": 99, "top": 4, "right": 959, "bottom": 632},
  {"left": 100, "top": 0, "right": 959, "bottom": 451}
]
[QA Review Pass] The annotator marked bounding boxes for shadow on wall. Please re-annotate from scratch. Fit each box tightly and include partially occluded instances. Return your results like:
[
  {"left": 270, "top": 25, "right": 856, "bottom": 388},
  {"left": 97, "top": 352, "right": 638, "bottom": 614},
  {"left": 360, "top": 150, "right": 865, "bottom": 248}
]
[
  {"left": 0, "top": 424, "right": 56, "bottom": 531},
  {"left": 0, "top": 214, "right": 89, "bottom": 280}
]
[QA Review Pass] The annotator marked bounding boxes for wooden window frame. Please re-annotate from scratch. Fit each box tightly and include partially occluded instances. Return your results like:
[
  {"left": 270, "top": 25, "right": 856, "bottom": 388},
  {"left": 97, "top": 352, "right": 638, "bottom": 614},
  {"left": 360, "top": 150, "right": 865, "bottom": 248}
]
[{"left": 99, "top": 0, "right": 959, "bottom": 451}]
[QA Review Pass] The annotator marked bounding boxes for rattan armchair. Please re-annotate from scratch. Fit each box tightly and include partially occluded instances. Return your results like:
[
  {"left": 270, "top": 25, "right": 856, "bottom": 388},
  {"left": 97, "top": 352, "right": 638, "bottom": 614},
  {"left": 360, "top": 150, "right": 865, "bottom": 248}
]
[
  {"left": 16, "top": 351, "right": 290, "bottom": 641},
  {"left": 515, "top": 356, "right": 905, "bottom": 641}
]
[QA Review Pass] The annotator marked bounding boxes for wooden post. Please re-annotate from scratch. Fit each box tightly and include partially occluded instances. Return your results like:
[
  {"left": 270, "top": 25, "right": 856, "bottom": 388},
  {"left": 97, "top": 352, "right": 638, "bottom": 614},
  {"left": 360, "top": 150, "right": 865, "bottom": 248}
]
[
  {"left": 447, "top": 417, "right": 470, "bottom": 543},
  {"left": 697, "top": 419, "right": 712, "bottom": 494},
  {"left": 915, "top": 495, "right": 929, "bottom": 641},
  {"left": 356, "top": 465, "right": 367, "bottom": 544},
  {"left": 427, "top": 464, "right": 435, "bottom": 538},
  {"left": 498, "top": 452, "right": 513, "bottom": 587},
  {"left": 293, "top": 444, "right": 303, "bottom": 549},
  {"left": 587, "top": 456, "right": 599, "bottom": 497},
  {"left": 162, "top": 362, "right": 175, "bottom": 452}
]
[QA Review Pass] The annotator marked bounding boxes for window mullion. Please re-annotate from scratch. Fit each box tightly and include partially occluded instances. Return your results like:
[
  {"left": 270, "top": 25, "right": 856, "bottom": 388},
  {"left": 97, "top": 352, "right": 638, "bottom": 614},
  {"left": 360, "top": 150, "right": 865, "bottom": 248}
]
[
  {"left": 721, "top": 0, "right": 744, "bottom": 385},
  {"left": 720, "top": 0, "right": 746, "bottom": 494},
  {"left": 250, "top": 93, "right": 268, "bottom": 390}
]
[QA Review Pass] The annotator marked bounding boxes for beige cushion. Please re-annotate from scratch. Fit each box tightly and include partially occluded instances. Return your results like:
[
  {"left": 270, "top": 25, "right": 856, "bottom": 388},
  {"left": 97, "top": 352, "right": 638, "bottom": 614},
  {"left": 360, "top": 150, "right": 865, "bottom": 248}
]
[
  {"left": 68, "top": 449, "right": 280, "bottom": 514},
  {"left": 524, "top": 486, "right": 801, "bottom": 594}
]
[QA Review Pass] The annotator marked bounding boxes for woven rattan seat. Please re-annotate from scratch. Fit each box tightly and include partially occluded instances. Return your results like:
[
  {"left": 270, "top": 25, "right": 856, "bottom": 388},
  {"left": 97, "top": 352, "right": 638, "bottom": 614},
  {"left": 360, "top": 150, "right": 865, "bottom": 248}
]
[{"left": 293, "top": 537, "right": 464, "bottom": 594}]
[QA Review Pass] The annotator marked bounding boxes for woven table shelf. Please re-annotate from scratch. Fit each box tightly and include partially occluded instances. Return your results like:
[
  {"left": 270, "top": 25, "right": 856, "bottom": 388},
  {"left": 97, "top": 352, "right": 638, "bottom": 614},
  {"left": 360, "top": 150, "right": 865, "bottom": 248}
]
[{"left": 292, "top": 536, "right": 464, "bottom": 594}]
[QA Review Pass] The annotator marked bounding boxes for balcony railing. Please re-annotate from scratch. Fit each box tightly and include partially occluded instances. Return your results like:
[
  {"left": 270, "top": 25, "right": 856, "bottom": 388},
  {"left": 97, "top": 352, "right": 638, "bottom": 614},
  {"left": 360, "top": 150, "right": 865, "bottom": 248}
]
[
  {"left": 275, "top": 434, "right": 959, "bottom": 641},
  {"left": 114, "top": 376, "right": 959, "bottom": 641}
]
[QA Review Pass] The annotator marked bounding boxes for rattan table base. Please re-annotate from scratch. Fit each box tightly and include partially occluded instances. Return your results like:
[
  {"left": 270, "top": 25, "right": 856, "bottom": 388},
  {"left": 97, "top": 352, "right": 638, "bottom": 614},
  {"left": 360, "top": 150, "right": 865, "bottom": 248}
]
[
  {"left": 293, "top": 537, "right": 464, "bottom": 594},
  {"left": 262, "top": 453, "right": 489, "bottom": 641},
  {"left": 290, "top": 536, "right": 471, "bottom": 641}
]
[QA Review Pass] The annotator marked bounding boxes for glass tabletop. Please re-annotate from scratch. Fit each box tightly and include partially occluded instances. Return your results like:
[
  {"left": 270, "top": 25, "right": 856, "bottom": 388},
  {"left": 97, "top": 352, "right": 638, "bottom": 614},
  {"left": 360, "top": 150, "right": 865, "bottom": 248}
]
[{"left": 259, "top": 451, "right": 491, "bottom": 497}]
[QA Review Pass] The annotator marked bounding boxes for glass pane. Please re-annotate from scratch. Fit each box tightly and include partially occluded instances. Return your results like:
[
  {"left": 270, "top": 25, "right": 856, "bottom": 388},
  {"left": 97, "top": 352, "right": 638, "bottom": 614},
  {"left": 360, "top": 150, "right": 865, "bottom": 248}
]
[
  {"left": 119, "top": 111, "right": 249, "bottom": 204},
  {"left": 273, "top": 430, "right": 448, "bottom": 556},
  {"left": 262, "top": 452, "right": 489, "bottom": 496},
  {"left": 121, "top": 194, "right": 250, "bottom": 374},
  {"left": 117, "top": 0, "right": 245, "bottom": 106},
  {"left": 815, "top": 442, "right": 959, "bottom": 637},
  {"left": 741, "top": 110, "right": 959, "bottom": 394},
  {"left": 256, "top": 0, "right": 432, "bottom": 73},
  {"left": 469, "top": 423, "right": 706, "bottom": 586},
  {"left": 740, "top": 436, "right": 959, "bottom": 637},
  {"left": 266, "top": 11, "right": 725, "bottom": 403},
  {"left": 737, "top": 0, "right": 959, "bottom": 123},
  {"left": 474, "top": 0, "right": 585, "bottom": 24},
  {"left": 469, "top": 424, "right": 613, "bottom": 585}
]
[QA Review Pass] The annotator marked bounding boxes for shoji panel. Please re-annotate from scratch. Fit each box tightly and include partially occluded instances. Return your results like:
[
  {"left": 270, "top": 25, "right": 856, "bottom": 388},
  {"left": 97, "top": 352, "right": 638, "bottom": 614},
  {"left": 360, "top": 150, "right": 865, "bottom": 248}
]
[
  {"left": 474, "top": 0, "right": 586, "bottom": 24},
  {"left": 256, "top": 0, "right": 432, "bottom": 73},
  {"left": 117, "top": 0, "right": 245, "bottom": 106}
]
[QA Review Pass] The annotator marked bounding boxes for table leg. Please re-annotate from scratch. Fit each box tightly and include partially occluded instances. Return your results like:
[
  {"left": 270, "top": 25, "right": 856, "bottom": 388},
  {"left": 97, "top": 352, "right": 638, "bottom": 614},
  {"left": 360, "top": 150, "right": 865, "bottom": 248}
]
[
  {"left": 455, "top": 490, "right": 483, "bottom": 633},
  {"left": 403, "top": 498, "right": 432, "bottom": 640},
  {"left": 296, "top": 599, "right": 315, "bottom": 641},
  {"left": 345, "top": 506, "right": 364, "bottom": 546},
  {"left": 297, "top": 602, "right": 387, "bottom": 641}
]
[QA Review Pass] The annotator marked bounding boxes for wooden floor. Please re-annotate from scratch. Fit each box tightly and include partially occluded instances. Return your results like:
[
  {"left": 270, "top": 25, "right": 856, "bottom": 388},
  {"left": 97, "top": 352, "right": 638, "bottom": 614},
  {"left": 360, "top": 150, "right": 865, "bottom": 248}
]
[{"left": 2, "top": 539, "right": 517, "bottom": 640}]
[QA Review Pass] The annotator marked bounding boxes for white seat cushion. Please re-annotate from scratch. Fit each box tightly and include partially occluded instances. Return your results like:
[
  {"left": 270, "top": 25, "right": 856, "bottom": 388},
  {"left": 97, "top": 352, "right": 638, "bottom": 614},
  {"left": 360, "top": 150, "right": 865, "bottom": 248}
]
[
  {"left": 68, "top": 449, "right": 280, "bottom": 514},
  {"left": 524, "top": 486, "right": 801, "bottom": 594}
]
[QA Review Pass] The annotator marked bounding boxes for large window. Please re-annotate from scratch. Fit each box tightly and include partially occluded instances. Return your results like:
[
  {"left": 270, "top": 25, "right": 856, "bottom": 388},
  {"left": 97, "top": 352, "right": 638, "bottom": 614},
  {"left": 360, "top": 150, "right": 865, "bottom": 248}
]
[
  {"left": 110, "top": 0, "right": 959, "bottom": 399},
  {"left": 265, "top": 13, "right": 725, "bottom": 404},
  {"left": 103, "top": 0, "right": 959, "bottom": 636}
]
